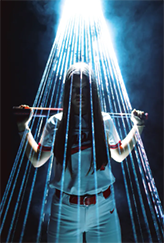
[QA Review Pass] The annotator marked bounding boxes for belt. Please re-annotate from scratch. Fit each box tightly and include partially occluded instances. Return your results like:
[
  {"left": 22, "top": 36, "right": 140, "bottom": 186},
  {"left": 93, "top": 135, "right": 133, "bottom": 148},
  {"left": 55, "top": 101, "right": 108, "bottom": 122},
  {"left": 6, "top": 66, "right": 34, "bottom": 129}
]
[{"left": 55, "top": 186, "right": 111, "bottom": 206}]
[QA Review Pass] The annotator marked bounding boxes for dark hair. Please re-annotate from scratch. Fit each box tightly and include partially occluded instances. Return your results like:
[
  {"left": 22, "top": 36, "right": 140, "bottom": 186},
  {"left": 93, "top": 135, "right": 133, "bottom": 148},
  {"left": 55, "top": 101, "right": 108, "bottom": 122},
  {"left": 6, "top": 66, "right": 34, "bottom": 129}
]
[{"left": 54, "top": 62, "right": 110, "bottom": 174}]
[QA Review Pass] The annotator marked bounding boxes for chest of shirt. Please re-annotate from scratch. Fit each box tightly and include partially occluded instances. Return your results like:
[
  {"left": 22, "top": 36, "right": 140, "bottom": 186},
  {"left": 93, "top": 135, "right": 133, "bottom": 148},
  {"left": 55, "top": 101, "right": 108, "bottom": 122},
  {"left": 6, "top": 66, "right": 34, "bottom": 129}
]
[{"left": 72, "top": 128, "right": 91, "bottom": 148}]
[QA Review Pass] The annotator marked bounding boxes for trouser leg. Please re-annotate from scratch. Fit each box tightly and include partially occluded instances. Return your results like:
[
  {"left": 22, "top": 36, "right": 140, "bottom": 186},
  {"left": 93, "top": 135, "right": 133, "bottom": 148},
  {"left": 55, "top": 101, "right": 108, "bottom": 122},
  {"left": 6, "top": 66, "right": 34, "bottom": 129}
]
[
  {"left": 47, "top": 193, "right": 84, "bottom": 243},
  {"left": 85, "top": 209, "right": 121, "bottom": 243},
  {"left": 85, "top": 192, "right": 121, "bottom": 243}
]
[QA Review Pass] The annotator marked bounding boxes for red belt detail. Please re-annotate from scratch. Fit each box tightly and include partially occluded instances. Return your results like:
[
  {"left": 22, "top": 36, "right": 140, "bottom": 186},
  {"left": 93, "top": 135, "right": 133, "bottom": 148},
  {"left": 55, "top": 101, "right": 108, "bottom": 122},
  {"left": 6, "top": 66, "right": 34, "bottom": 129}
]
[{"left": 55, "top": 186, "right": 111, "bottom": 206}]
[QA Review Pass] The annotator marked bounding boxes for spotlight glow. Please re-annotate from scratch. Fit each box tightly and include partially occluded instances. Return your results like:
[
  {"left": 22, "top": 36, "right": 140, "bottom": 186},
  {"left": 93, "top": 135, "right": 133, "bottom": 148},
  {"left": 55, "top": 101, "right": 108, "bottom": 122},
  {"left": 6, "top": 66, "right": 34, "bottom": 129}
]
[{"left": 61, "top": 0, "right": 103, "bottom": 18}]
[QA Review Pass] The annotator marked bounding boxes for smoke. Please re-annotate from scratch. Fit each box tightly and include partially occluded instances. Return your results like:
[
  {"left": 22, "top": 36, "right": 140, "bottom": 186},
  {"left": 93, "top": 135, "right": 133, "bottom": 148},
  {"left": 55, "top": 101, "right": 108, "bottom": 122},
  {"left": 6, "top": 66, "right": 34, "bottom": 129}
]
[
  {"left": 102, "top": 0, "right": 163, "bottom": 204},
  {"left": 28, "top": 1, "right": 61, "bottom": 25},
  {"left": 25, "top": 1, "right": 62, "bottom": 75},
  {"left": 102, "top": 1, "right": 163, "bottom": 111}
]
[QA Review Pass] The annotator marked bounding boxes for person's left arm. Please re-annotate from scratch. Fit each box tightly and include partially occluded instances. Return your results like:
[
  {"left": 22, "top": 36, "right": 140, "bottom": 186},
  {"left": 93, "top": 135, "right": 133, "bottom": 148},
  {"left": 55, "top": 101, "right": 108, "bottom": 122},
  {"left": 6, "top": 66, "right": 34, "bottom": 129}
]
[{"left": 110, "top": 109, "right": 145, "bottom": 162}]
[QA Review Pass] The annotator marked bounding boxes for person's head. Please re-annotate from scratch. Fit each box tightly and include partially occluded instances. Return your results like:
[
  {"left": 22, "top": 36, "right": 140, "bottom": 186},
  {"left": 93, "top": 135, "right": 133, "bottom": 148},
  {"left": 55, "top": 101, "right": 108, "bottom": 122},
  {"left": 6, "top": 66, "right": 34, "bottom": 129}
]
[
  {"left": 62, "top": 62, "right": 97, "bottom": 116},
  {"left": 71, "top": 74, "right": 89, "bottom": 115},
  {"left": 54, "top": 62, "right": 110, "bottom": 174}
]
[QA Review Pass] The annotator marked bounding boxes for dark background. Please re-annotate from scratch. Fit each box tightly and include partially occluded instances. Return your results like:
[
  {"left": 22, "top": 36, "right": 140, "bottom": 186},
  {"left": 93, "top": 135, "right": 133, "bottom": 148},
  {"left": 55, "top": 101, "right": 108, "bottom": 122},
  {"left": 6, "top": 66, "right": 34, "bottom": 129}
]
[{"left": 1, "top": 0, "right": 163, "bottom": 242}]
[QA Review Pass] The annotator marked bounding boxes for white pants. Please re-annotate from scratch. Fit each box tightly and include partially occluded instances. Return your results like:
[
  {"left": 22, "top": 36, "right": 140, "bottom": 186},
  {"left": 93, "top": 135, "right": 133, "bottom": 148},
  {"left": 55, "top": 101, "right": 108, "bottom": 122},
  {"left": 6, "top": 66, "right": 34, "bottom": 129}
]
[{"left": 47, "top": 190, "right": 121, "bottom": 243}]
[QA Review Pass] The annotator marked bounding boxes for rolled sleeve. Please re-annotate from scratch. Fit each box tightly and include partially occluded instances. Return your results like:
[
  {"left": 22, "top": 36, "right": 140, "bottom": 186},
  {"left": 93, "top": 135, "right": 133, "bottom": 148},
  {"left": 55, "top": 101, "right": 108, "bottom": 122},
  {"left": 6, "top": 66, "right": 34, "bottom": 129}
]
[
  {"left": 38, "top": 115, "right": 58, "bottom": 152},
  {"left": 103, "top": 112, "right": 121, "bottom": 149}
]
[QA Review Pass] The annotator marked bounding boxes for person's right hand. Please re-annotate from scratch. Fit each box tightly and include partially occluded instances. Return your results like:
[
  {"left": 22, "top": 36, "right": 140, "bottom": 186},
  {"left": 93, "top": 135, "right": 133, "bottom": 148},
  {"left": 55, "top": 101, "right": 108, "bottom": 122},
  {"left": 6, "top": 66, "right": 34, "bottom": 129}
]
[{"left": 16, "top": 105, "right": 33, "bottom": 132}]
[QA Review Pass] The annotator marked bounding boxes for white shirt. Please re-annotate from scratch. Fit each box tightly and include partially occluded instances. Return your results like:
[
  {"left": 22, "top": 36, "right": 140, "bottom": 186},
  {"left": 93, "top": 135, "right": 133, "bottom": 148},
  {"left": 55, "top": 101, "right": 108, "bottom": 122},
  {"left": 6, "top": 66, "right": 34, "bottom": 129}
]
[{"left": 38, "top": 112, "right": 121, "bottom": 195}]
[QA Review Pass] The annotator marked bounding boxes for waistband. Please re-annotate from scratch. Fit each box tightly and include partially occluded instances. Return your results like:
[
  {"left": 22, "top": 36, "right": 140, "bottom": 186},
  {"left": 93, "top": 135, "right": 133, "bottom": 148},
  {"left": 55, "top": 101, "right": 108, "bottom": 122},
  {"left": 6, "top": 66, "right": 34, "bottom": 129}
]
[{"left": 55, "top": 186, "right": 111, "bottom": 206}]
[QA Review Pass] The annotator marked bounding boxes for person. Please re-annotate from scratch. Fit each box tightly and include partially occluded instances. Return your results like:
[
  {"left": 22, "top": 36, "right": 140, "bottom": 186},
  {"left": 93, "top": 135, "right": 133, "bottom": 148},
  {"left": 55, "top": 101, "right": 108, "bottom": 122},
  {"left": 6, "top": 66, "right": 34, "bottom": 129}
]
[{"left": 17, "top": 62, "right": 146, "bottom": 243}]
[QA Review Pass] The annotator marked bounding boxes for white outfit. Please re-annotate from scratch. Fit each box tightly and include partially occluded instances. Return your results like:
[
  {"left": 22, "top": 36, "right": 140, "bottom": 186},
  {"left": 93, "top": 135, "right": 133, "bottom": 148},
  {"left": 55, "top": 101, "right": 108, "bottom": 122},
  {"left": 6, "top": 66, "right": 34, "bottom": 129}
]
[{"left": 38, "top": 112, "right": 122, "bottom": 243}]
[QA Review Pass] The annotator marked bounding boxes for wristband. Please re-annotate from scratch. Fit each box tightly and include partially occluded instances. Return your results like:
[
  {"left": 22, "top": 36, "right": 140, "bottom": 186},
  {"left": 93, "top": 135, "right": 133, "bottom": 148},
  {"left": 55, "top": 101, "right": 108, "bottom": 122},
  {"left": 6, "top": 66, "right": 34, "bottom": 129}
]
[{"left": 18, "top": 128, "right": 30, "bottom": 136}]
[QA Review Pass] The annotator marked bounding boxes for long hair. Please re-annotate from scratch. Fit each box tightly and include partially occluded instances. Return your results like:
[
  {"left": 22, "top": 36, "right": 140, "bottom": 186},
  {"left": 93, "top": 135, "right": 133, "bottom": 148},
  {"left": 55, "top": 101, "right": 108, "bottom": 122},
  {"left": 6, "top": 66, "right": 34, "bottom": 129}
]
[{"left": 54, "top": 62, "right": 110, "bottom": 174}]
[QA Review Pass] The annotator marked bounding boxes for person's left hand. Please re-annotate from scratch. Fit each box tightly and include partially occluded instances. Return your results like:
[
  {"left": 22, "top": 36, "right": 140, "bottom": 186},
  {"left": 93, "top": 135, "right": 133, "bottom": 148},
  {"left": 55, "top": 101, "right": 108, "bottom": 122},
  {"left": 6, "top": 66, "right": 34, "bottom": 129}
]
[{"left": 131, "top": 109, "right": 146, "bottom": 126}]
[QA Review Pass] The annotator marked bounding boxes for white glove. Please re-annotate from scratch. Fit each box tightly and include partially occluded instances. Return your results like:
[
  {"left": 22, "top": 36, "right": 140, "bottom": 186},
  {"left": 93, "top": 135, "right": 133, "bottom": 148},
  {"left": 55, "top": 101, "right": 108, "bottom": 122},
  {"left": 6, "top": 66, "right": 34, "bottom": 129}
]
[
  {"left": 17, "top": 105, "right": 33, "bottom": 132},
  {"left": 131, "top": 109, "right": 146, "bottom": 126}
]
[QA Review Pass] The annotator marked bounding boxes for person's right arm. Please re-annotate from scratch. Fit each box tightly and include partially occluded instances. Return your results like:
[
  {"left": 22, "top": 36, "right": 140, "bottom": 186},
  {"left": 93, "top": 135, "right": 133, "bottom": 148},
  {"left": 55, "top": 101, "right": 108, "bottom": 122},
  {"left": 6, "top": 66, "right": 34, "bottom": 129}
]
[{"left": 17, "top": 105, "right": 51, "bottom": 168}]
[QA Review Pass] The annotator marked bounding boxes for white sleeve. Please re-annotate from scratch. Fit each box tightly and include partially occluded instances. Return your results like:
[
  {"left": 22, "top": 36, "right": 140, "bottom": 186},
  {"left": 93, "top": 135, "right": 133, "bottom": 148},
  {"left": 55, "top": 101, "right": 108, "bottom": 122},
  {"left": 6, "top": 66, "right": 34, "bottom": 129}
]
[
  {"left": 38, "top": 115, "right": 58, "bottom": 152},
  {"left": 103, "top": 113, "right": 122, "bottom": 149}
]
